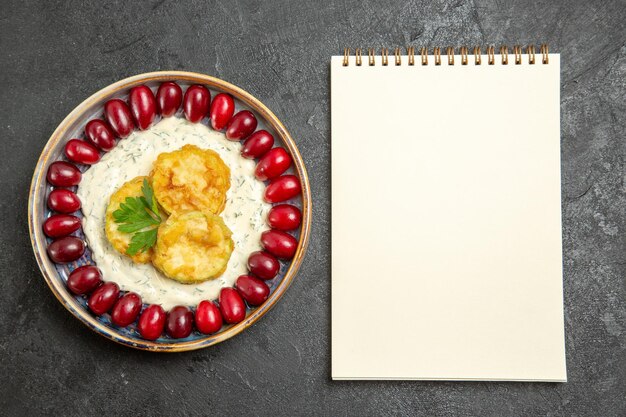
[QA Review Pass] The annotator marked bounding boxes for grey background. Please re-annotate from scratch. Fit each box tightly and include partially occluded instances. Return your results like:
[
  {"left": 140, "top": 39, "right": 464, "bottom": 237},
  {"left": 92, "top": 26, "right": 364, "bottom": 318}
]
[{"left": 1, "top": 0, "right": 624, "bottom": 415}]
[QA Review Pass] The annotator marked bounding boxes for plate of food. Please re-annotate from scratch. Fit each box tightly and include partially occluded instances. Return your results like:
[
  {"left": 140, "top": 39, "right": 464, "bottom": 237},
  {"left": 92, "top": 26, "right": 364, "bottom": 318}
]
[{"left": 28, "top": 71, "right": 311, "bottom": 351}]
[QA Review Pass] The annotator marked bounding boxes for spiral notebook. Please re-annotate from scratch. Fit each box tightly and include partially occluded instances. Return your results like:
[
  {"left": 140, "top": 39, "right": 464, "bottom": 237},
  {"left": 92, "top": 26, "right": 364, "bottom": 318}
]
[{"left": 331, "top": 46, "right": 566, "bottom": 381}]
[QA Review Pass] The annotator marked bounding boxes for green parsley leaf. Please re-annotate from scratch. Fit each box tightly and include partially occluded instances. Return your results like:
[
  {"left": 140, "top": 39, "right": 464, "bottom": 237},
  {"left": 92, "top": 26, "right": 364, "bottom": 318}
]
[
  {"left": 112, "top": 180, "right": 162, "bottom": 256},
  {"left": 126, "top": 228, "right": 158, "bottom": 256},
  {"left": 140, "top": 178, "right": 159, "bottom": 214}
]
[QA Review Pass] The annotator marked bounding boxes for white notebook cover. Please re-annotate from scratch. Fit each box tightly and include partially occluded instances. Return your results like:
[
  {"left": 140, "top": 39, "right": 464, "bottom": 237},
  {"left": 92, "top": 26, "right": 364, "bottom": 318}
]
[{"left": 331, "top": 53, "right": 566, "bottom": 381}]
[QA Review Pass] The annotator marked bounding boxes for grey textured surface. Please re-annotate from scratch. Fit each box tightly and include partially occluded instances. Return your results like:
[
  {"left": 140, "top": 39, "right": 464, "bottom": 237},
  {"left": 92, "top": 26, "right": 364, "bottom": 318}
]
[{"left": 0, "top": 0, "right": 625, "bottom": 415}]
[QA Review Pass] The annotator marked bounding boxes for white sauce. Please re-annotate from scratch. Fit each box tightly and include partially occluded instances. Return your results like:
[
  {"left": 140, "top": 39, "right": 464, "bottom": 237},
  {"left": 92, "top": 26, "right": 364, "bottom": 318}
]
[{"left": 77, "top": 117, "right": 270, "bottom": 309}]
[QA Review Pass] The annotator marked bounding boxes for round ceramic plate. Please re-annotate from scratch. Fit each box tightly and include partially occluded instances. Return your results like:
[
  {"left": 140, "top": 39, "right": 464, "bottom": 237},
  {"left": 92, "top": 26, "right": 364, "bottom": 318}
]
[{"left": 28, "top": 71, "right": 311, "bottom": 351}]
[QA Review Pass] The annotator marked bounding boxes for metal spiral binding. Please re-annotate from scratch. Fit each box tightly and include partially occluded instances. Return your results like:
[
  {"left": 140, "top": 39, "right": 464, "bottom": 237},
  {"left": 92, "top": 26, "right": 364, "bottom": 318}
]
[{"left": 342, "top": 44, "right": 549, "bottom": 66}]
